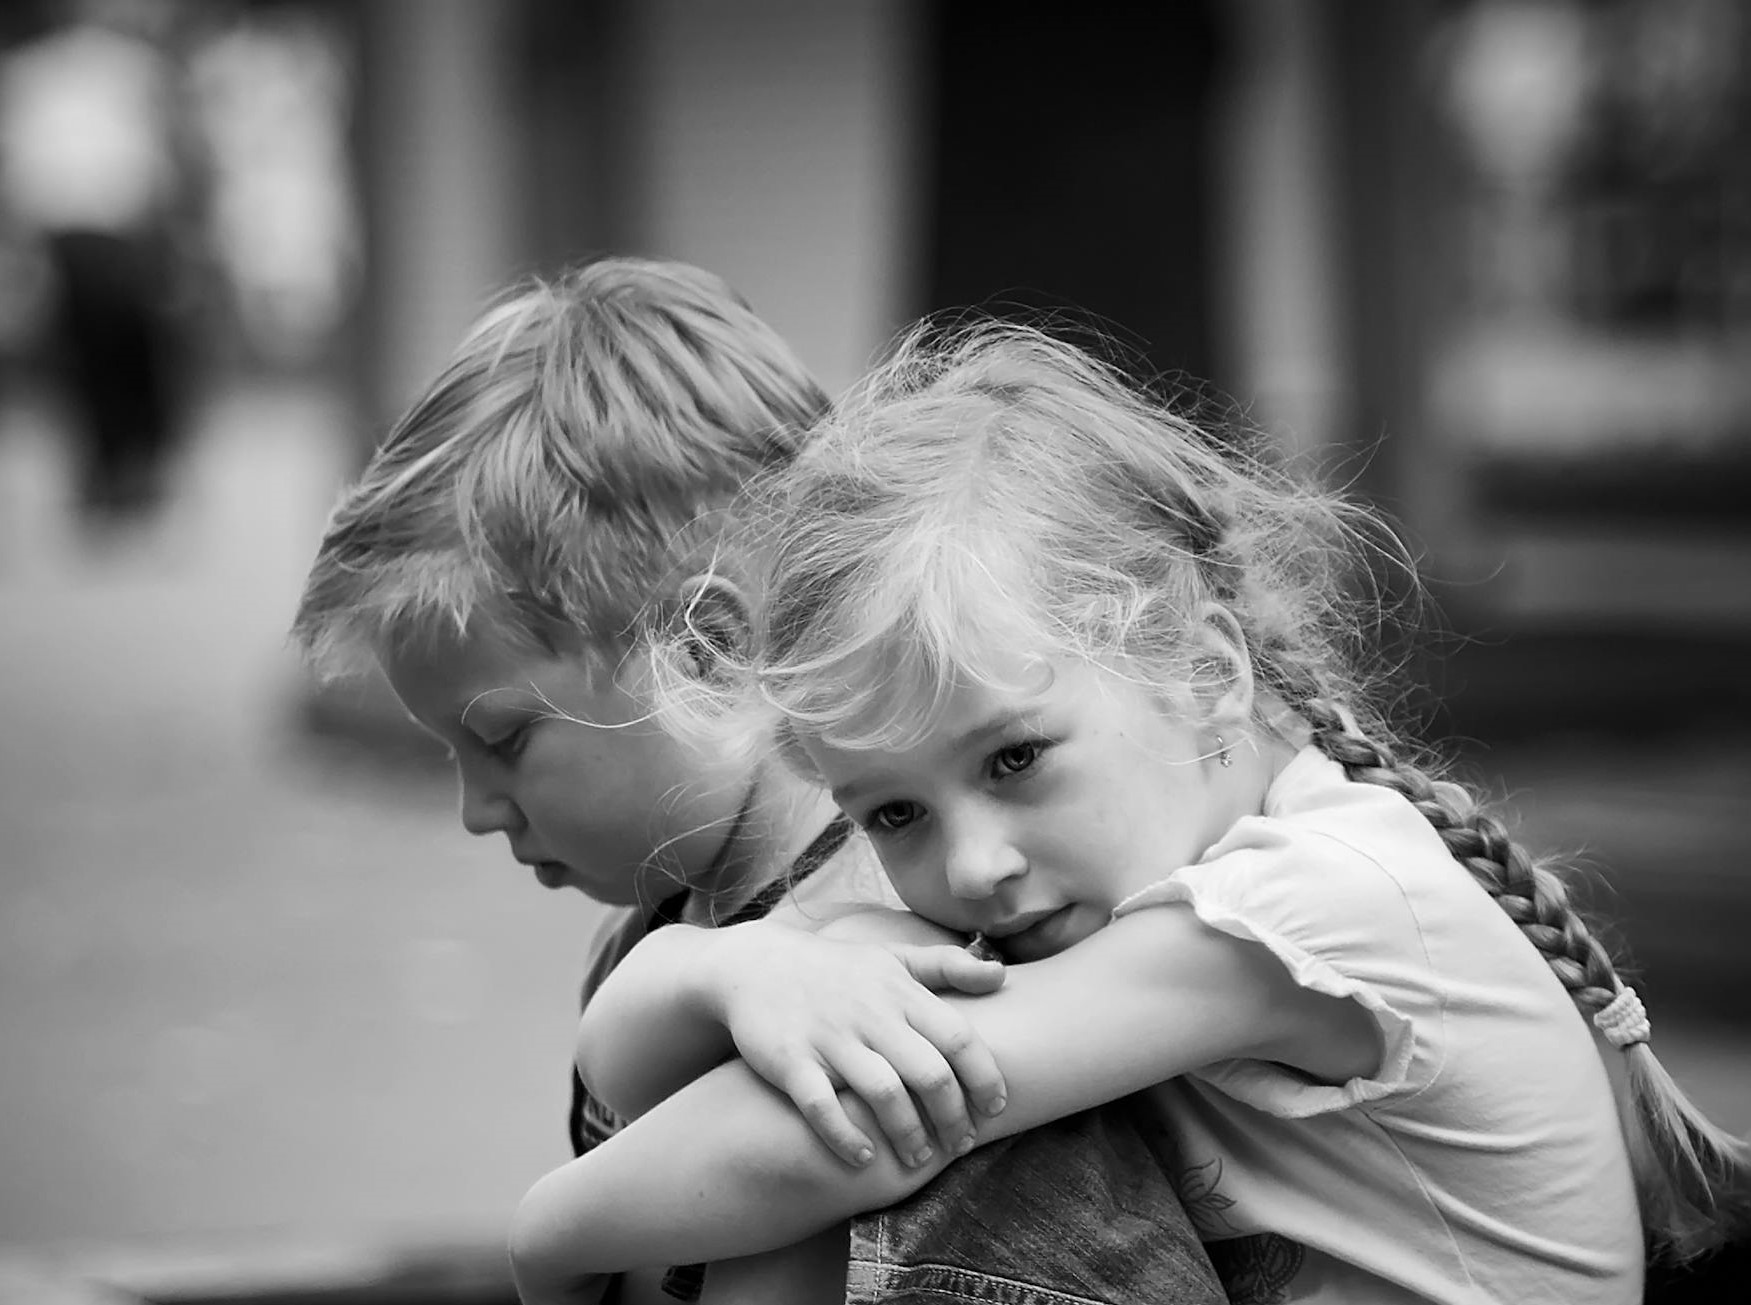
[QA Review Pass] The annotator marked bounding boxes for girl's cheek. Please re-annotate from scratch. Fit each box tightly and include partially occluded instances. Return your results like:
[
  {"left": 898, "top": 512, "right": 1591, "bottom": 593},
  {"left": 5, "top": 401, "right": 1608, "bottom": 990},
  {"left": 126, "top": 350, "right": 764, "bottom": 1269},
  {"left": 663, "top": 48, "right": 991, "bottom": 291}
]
[{"left": 882, "top": 859, "right": 937, "bottom": 909}]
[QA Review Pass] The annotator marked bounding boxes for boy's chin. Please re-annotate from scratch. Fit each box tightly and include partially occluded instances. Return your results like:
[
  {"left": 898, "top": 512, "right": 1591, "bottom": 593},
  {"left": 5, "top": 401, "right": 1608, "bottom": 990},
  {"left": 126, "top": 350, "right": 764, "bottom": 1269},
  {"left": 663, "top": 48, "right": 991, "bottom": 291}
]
[
  {"left": 531, "top": 861, "right": 572, "bottom": 891},
  {"left": 529, "top": 859, "right": 662, "bottom": 908}
]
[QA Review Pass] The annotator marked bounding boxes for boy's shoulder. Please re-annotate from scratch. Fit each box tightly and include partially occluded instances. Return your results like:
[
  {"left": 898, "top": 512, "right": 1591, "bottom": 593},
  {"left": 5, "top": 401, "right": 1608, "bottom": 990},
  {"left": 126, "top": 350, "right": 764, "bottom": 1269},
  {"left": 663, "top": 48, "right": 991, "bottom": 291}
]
[
  {"left": 576, "top": 828, "right": 894, "bottom": 999},
  {"left": 775, "top": 828, "right": 903, "bottom": 924},
  {"left": 579, "top": 901, "right": 670, "bottom": 1005}
]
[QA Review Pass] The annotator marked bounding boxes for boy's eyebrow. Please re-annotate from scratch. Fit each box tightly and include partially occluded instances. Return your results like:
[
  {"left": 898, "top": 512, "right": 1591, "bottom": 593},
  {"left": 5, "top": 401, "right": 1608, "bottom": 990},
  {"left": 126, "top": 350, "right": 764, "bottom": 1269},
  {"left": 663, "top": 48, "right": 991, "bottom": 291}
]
[{"left": 458, "top": 685, "right": 548, "bottom": 729}]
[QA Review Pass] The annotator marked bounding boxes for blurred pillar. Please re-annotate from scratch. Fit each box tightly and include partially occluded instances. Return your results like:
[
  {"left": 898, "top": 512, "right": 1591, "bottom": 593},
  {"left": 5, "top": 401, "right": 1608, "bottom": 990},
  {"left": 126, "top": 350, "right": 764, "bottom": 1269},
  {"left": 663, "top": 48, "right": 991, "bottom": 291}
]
[
  {"left": 353, "top": 0, "right": 529, "bottom": 433},
  {"left": 920, "top": 3, "right": 1227, "bottom": 389},
  {"left": 1208, "top": 0, "right": 1351, "bottom": 464},
  {"left": 622, "top": 0, "right": 925, "bottom": 391},
  {"left": 301, "top": 0, "right": 532, "bottom": 760},
  {"left": 1326, "top": 0, "right": 1455, "bottom": 548}
]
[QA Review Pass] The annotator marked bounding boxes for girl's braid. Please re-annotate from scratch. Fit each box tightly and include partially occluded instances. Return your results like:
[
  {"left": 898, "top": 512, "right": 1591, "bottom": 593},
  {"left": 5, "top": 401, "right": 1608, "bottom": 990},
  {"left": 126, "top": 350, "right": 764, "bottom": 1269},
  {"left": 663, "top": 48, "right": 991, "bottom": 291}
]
[
  {"left": 1300, "top": 697, "right": 1623, "bottom": 1019},
  {"left": 1178, "top": 373, "right": 1744, "bottom": 1258},
  {"left": 1294, "top": 692, "right": 1751, "bottom": 1257}
]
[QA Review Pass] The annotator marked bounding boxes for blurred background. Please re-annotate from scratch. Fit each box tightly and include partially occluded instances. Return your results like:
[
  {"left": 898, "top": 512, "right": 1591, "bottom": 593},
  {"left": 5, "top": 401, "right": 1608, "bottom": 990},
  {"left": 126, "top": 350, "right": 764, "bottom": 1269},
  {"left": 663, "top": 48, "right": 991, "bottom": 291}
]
[{"left": 1, "top": 0, "right": 1747, "bottom": 1300}]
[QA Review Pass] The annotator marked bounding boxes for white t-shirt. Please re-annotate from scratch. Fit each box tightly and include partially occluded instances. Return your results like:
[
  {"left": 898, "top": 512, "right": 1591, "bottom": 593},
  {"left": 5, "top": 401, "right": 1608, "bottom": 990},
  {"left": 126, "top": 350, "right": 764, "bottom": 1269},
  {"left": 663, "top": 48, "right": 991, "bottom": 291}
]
[{"left": 1114, "top": 747, "right": 1641, "bottom": 1305}]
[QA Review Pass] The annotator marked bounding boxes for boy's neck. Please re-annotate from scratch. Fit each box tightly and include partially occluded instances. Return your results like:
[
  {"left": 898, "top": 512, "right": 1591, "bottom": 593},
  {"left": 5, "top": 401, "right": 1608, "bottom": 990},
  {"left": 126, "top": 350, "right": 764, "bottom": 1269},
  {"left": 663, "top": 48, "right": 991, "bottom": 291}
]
[{"left": 676, "top": 765, "right": 843, "bottom": 927}]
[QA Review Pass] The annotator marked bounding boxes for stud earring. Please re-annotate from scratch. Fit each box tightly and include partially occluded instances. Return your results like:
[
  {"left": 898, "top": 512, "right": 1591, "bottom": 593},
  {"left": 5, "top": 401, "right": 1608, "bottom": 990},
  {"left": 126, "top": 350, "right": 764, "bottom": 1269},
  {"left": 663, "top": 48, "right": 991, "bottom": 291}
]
[{"left": 1215, "top": 733, "right": 1233, "bottom": 767}]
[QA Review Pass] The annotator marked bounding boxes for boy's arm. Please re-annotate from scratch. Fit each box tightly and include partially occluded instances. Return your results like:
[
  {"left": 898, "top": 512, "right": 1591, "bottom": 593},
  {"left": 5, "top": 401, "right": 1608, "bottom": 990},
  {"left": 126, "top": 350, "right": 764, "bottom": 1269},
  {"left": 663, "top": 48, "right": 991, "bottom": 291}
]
[
  {"left": 511, "top": 903, "right": 1380, "bottom": 1284},
  {"left": 577, "top": 910, "right": 1006, "bottom": 1163}
]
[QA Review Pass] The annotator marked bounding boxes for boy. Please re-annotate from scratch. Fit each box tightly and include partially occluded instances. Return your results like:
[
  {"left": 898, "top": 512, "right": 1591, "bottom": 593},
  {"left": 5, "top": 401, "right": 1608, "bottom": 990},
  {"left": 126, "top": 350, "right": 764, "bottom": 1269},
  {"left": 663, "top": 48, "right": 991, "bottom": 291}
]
[{"left": 292, "top": 258, "right": 1222, "bottom": 1304}]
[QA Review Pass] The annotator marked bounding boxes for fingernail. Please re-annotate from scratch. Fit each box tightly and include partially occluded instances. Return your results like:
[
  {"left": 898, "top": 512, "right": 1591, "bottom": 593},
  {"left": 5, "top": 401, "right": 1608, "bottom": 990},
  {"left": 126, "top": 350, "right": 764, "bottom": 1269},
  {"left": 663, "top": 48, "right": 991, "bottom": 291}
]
[
  {"left": 853, "top": 1145, "right": 874, "bottom": 1165},
  {"left": 983, "top": 1095, "right": 1006, "bottom": 1116},
  {"left": 953, "top": 1135, "right": 974, "bottom": 1157},
  {"left": 911, "top": 1146, "right": 934, "bottom": 1166}
]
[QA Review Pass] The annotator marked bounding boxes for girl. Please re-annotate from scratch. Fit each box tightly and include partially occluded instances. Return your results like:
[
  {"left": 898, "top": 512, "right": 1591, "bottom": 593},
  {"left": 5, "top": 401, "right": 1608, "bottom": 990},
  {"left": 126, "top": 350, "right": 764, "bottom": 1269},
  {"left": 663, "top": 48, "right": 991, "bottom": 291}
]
[{"left": 508, "top": 323, "right": 1749, "bottom": 1305}]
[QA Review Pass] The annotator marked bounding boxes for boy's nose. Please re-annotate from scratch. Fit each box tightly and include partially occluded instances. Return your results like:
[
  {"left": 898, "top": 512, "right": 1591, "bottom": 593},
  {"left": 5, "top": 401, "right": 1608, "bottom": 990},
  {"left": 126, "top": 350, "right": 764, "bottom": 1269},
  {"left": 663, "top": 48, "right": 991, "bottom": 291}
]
[
  {"left": 457, "top": 766, "right": 521, "bottom": 837},
  {"left": 942, "top": 811, "right": 1027, "bottom": 900}
]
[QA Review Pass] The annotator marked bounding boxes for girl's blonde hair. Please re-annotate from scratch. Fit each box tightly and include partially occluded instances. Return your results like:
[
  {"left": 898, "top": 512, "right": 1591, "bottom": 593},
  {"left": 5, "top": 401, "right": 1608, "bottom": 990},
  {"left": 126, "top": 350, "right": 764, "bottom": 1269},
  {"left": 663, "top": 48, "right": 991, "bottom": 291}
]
[{"left": 686, "top": 319, "right": 1749, "bottom": 1261}]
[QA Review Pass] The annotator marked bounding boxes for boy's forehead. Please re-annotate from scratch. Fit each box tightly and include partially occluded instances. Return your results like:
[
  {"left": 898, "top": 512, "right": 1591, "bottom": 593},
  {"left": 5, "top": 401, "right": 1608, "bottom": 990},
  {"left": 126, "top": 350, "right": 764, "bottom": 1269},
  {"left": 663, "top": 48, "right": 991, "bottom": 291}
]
[{"left": 378, "top": 626, "right": 615, "bottom": 721}]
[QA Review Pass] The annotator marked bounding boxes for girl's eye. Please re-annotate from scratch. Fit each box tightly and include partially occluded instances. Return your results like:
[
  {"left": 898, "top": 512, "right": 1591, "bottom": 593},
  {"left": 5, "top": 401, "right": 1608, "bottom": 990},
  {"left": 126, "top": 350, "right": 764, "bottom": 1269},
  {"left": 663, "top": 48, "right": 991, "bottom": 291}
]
[
  {"left": 867, "top": 800, "right": 923, "bottom": 832},
  {"left": 991, "top": 740, "right": 1043, "bottom": 777}
]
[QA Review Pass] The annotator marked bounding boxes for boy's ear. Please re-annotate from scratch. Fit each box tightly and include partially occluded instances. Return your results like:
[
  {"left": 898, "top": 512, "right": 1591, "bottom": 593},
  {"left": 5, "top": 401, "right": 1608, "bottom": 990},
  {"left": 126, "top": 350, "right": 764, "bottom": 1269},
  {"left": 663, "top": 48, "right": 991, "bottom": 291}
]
[
  {"left": 1192, "top": 602, "right": 1254, "bottom": 727},
  {"left": 669, "top": 572, "right": 753, "bottom": 675}
]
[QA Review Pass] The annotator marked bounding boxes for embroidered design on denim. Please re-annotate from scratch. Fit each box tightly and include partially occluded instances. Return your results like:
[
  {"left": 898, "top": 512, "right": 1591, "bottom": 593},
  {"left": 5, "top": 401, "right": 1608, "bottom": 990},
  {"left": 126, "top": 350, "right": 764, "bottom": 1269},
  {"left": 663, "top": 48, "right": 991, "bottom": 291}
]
[
  {"left": 1178, "top": 1157, "right": 1242, "bottom": 1238},
  {"left": 1208, "top": 1234, "right": 1305, "bottom": 1304},
  {"left": 1177, "top": 1157, "right": 1305, "bottom": 1303}
]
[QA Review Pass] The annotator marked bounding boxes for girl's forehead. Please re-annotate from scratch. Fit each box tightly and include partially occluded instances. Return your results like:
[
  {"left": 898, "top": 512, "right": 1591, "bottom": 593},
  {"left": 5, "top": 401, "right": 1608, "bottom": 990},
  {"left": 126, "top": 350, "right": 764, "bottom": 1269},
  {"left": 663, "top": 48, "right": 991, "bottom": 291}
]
[{"left": 798, "top": 654, "right": 1115, "bottom": 756}]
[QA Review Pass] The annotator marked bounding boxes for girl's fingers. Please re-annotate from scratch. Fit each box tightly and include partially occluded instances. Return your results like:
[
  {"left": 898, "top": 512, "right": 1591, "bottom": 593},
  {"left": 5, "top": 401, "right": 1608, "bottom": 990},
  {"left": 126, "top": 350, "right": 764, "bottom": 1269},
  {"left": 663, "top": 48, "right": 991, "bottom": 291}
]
[
  {"left": 830, "top": 1043, "right": 938, "bottom": 1167},
  {"left": 907, "top": 1002, "right": 1008, "bottom": 1121},
  {"left": 777, "top": 1060, "right": 876, "bottom": 1167},
  {"left": 894, "top": 944, "right": 1005, "bottom": 994},
  {"left": 877, "top": 1026, "right": 980, "bottom": 1154}
]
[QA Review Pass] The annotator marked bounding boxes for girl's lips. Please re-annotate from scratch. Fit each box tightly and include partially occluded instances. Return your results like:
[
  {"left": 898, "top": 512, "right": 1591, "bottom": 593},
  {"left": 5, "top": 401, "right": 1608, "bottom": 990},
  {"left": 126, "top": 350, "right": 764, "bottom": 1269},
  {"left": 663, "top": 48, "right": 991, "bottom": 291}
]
[
  {"left": 994, "top": 907, "right": 1076, "bottom": 964},
  {"left": 532, "top": 861, "right": 569, "bottom": 889}
]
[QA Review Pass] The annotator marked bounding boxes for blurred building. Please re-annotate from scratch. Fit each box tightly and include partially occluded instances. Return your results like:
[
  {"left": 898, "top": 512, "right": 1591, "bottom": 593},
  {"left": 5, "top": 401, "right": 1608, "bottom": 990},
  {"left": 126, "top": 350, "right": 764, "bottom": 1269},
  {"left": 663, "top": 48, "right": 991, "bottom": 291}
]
[
  {"left": 5, "top": 0, "right": 1730, "bottom": 738},
  {"left": 2, "top": 2, "right": 1744, "bottom": 709}
]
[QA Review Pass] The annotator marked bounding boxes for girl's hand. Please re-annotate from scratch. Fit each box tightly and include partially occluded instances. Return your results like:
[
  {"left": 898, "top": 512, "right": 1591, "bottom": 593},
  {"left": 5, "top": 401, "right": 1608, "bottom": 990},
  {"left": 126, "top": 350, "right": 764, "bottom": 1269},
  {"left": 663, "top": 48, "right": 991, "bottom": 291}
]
[{"left": 700, "top": 914, "right": 1007, "bottom": 1168}]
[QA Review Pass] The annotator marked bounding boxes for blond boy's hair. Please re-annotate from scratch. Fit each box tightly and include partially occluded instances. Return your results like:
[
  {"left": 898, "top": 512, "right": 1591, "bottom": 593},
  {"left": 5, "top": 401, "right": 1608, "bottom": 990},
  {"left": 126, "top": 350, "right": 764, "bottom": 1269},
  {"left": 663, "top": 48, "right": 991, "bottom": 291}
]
[{"left": 292, "top": 257, "right": 828, "bottom": 677}]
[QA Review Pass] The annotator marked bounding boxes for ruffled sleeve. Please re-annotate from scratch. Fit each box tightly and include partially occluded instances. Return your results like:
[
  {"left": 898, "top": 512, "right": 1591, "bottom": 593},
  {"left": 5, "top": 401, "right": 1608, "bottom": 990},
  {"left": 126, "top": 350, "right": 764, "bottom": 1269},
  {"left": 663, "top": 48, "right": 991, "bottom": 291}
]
[{"left": 1112, "top": 812, "right": 1440, "bottom": 1118}]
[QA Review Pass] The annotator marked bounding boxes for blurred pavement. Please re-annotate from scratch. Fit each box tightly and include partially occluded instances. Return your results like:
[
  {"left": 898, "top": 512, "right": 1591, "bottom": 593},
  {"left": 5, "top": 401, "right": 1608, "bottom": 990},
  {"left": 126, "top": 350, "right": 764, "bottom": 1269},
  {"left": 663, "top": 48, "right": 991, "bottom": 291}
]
[{"left": 0, "top": 378, "right": 1746, "bottom": 1266}]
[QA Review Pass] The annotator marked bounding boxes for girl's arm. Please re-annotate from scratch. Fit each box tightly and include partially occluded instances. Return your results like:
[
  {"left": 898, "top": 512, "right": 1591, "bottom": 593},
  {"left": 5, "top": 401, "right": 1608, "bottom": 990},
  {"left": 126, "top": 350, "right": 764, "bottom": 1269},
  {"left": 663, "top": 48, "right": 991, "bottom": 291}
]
[
  {"left": 510, "top": 902, "right": 1378, "bottom": 1285},
  {"left": 576, "top": 909, "right": 1007, "bottom": 1163}
]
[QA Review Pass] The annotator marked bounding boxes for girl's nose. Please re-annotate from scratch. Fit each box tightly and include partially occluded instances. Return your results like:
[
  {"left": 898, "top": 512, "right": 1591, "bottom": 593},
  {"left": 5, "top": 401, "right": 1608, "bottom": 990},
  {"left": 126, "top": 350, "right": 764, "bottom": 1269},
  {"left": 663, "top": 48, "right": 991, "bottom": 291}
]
[{"left": 941, "top": 809, "right": 1027, "bottom": 900}]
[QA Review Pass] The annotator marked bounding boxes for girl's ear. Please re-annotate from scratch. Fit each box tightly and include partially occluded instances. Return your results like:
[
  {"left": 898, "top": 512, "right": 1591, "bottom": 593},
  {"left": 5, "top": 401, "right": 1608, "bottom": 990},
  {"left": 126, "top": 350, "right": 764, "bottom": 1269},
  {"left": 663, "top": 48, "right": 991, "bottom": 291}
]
[
  {"left": 670, "top": 572, "right": 753, "bottom": 676},
  {"left": 1192, "top": 602, "right": 1254, "bottom": 728}
]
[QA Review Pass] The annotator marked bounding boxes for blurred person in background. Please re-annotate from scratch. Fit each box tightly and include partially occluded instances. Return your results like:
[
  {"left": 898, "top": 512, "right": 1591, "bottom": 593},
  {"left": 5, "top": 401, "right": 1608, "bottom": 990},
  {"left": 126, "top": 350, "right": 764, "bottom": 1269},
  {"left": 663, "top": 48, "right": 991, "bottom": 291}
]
[{"left": 0, "top": 0, "right": 187, "bottom": 526}]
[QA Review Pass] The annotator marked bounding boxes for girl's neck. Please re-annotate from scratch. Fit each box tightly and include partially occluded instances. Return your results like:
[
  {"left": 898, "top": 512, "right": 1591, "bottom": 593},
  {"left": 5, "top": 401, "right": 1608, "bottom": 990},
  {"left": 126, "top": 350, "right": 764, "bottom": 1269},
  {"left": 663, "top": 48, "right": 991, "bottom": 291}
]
[{"left": 679, "top": 763, "right": 842, "bottom": 927}]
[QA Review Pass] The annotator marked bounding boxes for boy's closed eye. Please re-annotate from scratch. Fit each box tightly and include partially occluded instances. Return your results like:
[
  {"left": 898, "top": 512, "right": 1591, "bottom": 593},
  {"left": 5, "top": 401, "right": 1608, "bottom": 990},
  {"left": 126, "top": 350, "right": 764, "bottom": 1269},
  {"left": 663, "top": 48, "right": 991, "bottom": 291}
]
[{"left": 478, "top": 719, "right": 535, "bottom": 764}]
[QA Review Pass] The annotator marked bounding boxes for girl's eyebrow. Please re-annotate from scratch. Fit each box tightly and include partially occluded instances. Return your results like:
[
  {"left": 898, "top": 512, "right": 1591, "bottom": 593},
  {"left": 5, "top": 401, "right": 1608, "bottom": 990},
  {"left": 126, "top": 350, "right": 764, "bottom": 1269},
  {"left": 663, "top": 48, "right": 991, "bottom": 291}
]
[
  {"left": 952, "top": 711, "right": 1022, "bottom": 753},
  {"left": 947, "top": 707, "right": 1038, "bottom": 754},
  {"left": 831, "top": 708, "right": 1040, "bottom": 807}
]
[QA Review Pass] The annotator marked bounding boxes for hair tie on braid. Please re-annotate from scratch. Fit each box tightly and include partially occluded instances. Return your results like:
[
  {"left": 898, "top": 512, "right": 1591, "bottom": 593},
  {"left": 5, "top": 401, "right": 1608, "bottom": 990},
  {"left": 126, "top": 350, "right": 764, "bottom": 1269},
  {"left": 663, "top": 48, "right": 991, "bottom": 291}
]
[{"left": 1594, "top": 986, "right": 1650, "bottom": 1050}]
